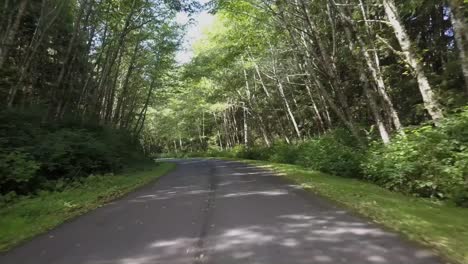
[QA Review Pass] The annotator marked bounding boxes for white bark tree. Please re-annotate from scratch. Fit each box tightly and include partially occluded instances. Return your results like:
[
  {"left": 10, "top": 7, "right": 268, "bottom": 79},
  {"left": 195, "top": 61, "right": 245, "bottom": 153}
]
[{"left": 383, "top": 0, "right": 444, "bottom": 124}]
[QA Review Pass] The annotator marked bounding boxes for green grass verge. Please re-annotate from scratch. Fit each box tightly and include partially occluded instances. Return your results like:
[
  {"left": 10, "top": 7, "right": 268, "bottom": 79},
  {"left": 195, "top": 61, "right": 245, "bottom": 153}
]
[
  {"left": 232, "top": 158, "right": 468, "bottom": 264},
  {"left": 0, "top": 161, "right": 176, "bottom": 252}
]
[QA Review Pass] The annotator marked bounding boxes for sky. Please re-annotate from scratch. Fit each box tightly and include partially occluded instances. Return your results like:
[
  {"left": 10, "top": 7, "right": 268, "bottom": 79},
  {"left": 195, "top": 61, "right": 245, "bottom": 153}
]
[{"left": 175, "top": 1, "right": 215, "bottom": 64}]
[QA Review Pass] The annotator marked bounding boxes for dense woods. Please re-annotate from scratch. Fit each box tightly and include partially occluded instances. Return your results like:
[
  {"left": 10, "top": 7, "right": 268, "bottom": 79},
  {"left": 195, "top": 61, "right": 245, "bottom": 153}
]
[
  {"left": 148, "top": 0, "right": 468, "bottom": 206},
  {"left": 2, "top": 1, "right": 468, "bottom": 261},
  {"left": 1, "top": 0, "right": 468, "bottom": 206},
  {"left": 0, "top": 0, "right": 198, "bottom": 196}
]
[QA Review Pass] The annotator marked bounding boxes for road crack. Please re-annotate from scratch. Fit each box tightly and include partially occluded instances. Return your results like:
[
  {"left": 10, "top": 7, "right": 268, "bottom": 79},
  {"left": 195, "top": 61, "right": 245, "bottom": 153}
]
[{"left": 193, "top": 163, "right": 218, "bottom": 264}]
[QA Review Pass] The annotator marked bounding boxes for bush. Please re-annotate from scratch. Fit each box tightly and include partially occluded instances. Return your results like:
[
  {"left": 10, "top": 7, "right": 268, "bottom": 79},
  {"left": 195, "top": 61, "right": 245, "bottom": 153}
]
[
  {"left": 363, "top": 108, "right": 468, "bottom": 199},
  {"left": 0, "top": 109, "right": 146, "bottom": 195},
  {"left": 453, "top": 187, "right": 468, "bottom": 207},
  {"left": 33, "top": 129, "right": 115, "bottom": 180},
  {"left": 160, "top": 110, "right": 468, "bottom": 207},
  {"left": 0, "top": 109, "right": 44, "bottom": 150},
  {"left": 0, "top": 151, "right": 40, "bottom": 194},
  {"left": 236, "top": 145, "right": 270, "bottom": 160},
  {"left": 295, "top": 131, "right": 365, "bottom": 178},
  {"left": 96, "top": 128, "right": 144, "bottom": 165},
  {"left": 197, "top": 129, "right": 365, "bottom": 178},
  {"left": 267, "top": 143, "right": 299, "bottom": 164}
]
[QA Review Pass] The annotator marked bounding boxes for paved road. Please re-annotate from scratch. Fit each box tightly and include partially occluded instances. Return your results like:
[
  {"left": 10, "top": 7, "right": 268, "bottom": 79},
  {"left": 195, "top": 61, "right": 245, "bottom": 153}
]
[{"left": 0, "top": 159, "right": 445, "bottom": 264}]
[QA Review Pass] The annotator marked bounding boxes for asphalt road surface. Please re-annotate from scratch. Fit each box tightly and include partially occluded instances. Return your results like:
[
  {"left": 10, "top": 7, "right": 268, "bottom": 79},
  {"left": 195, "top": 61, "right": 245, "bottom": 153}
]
[{"left": 0, "top": 159, "right": 445, "bottom": 264}]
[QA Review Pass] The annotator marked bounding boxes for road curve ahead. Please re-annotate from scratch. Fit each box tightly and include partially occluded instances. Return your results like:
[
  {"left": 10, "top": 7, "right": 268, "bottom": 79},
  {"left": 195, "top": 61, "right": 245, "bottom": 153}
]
[{"left": 0, "top": 159, "right": 444, "bottom": 264}]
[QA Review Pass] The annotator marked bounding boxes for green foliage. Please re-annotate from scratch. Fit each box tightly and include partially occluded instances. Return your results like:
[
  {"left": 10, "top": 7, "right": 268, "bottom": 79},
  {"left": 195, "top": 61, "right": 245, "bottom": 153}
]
[
  {"left": 222, "top": 145, "right": 269, "bottom": 160},
  {"left": 34, "top": 129, "right": 114, "bottom": 179},
  {"left": 242, "top": 159, "right": 468, "bottom": 264},
  {"left": 296, "top": 134, "right": 364, "bottom": 178},
  {"left": 183, "top": 110, "right": 468, "bottom": 206},
  {"left": 223, "top": 145, "right": 251, "bottom": 158},
  {"left": 363, "top": 108, "right": 468, "bottom": 200},
  {"left": 453, "top": 187, "right": 468, "bottom": 208},
  {"left": 185, "top": 129, "right": 365, "bottom": 178},
  {"left": 223, "top": 130, "right": 364, "bottom": 178},
  {"left": 0, "top": 151, "right": 40, "bottom": 193},
  {"left": 0, "top": 109, "right": 44, "bottom": 149},
  {"left": 0, "top": 162, "right": 175, "bottom": 252},
  {"left": 264, "top": 143, "right": 298, "bottom": 164},
  {"left": 0, "top": 109, "right": 145, "bottom": 195},
  {"left": 0, "top": 192, "right": 18, "bottom": 207}
]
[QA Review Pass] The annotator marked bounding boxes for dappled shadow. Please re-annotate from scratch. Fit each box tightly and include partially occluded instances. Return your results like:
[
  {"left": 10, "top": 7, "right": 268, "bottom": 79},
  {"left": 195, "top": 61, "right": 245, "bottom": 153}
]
[
  {"left": 81, "top": 160, "right": 441, "bottom": 264},
  {"left": 129, "top": 188, "right": 211, "bottom": 203},
  {"left": 0, "top": 159, "right": 442, "bottom": 264},
  {"left": 81, "top": 210, "right": 437, "bottom": 264}
]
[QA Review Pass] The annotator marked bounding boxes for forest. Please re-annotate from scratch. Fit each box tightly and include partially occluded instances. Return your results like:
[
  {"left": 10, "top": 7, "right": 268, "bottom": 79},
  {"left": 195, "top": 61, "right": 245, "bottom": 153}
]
[
  {"left": 1, "top": 0, "right": 468, "bottom": 204},
  {"left": 0, "top": 0, "right": 199, "bottom": 196},
  {"left": 150, "top": 0, "right": 468, "bottom": 206},
  {"left": 1, "top": 0, "right": 468, "bottom": 262}
]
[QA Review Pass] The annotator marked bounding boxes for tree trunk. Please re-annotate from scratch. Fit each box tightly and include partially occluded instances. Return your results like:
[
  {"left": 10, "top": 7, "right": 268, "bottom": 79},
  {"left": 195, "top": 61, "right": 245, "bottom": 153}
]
[
  {"left": 383, "top": 0, "right": 444, "bottom": 124},
  {"left": 337, "top": 2, "right": 404, "bottom": 132},
  {"left": 114, "top": 38, "right": 141, "bottom": 125},
  {"left": 242, "top": 102, "right": 248, "bottom": 146},
  {"left": 450, "top": 0, "right": 468, "bottom": 94},
  {"left": 223, "top": 111, "right": 232, "bottom": 148},
  {"left": 277, "top": 78, "right": 301, "bottom": 139},
  {"left": 305, "top": 82, "right": 326, "bottom": 134},
  {"left": 133, "top": 79, "right": 155, "bottom": 136},
  {"left": 104, "top": 50, "right": 124, "bottom": 123},
  {"left": 269, "top": 47, "right": 301, "bottom": 139},
  {"left": 313, "top": 76, "right": 362, "bottom": 142},
  {"left": 212, "top": 113, "right": 223, "bottom": 150},
  {"left": 254, "top": 63, "right": 271, "bottom": 98},
  {"left": 8, "top": 0, "right": 63, "bottom": 107},
  {"left": 0, "top": 0, "right": 29, "bottom": 68},
  {"left": 55, "top": 0, "right": 88, "bottom": 91},
  {"left": 361, "top": 73, "right": 391, "bottom": 144},
  {"left": 94, "top": 0, "right": 138, "bottom": 119},
  {"left": 257, "top": 113, "right": 271, "bottom": 147}
]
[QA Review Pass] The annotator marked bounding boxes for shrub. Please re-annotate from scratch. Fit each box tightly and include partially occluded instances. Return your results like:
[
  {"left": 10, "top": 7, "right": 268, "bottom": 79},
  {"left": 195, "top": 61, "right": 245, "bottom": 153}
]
[
  {"left": 33, "top": 129, "right": 115, "bottom": 180},
  {"left": 236, "top": 145, "right": 270, "bottom": 160},
  {"left": 296, "top": 137, "right": 364, "bottom": 178},
  {"left": 453, "top": 187, "right": 468, "bottom": 207},
  {"left": 0, "top": 109, "right": 146, "bottom": 195},
  {"left": 225, "top": 145, "right": 246, "bottom": 158},
  {"left": 363, "top": 108, "right": 468, "bottom": 199},
  {"left": 0, "top": 109, "right": 44, "bottom": 150},
  {"left": 159, "top": 110, "right": 468, "bottom": 207},
  {"left": 96, "top": 128, "right": 144, "bottom": 165},
  {"left": 196, "top": 129, "right": 365, "bottom": 178},
  {"left": 0, "top": 151, "right": 40, "bottom": 194},
  {"left": 267, "top": 143, "right": 298, "bottom": 164},
  {"left": 0, "top": 191, "right": 19, "bottom": 207}
]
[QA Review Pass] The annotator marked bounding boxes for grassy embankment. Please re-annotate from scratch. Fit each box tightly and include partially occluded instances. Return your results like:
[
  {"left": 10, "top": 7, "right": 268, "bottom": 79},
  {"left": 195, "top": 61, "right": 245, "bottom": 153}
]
[
  {"left": 228, "top": 158, "right": 468, "bottom": 264},
  {"left": 0, "top": 161, "right": 175, "bottom": 252}
]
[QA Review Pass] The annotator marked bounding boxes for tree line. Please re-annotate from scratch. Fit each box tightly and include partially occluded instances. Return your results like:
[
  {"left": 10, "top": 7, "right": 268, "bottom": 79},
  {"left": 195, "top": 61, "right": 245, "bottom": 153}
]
[
  {"left": 0, "top": 0, "right": 197, "bottom": 132},
  {"left": 0, "top": 0, "right": 198, "bottom": 195},
  {"left": 148, "top": 0, "right": 468, "bottom": 204},
  {"left": 149, "top": 0, "right": 467, "bottom": 150}
]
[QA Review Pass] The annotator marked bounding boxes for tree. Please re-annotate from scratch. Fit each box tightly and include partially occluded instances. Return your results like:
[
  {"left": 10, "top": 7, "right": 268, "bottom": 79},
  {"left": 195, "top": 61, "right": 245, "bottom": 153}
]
[
  {"left": 382, "top": 0, "right": 444, "bottom": 124},
  {"left": 144, "top": 0, "right": 466, "bottom": 152}
]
